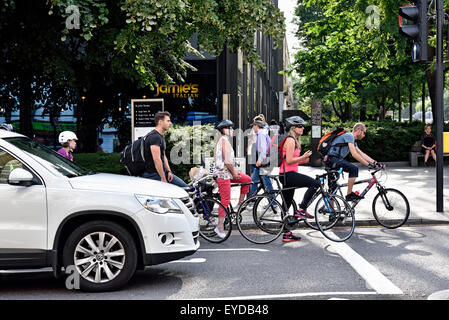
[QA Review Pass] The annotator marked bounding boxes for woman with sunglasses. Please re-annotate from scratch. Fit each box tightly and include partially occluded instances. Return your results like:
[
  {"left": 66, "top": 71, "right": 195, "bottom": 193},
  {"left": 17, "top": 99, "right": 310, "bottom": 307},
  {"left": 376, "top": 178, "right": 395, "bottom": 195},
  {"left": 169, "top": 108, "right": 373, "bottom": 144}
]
[
  {"left": 279, "top": 116, "right": 320, "bottom": 242},
  {"left": 213, "top": 120, "right": 252, "bottom": 239}
]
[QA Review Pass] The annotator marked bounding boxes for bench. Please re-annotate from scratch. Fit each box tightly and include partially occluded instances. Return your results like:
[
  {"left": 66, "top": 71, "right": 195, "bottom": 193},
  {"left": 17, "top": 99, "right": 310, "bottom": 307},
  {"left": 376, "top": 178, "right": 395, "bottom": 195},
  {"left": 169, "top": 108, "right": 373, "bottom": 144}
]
[{"left": 409, "top": 140, "right": 449, "bottom": 167}]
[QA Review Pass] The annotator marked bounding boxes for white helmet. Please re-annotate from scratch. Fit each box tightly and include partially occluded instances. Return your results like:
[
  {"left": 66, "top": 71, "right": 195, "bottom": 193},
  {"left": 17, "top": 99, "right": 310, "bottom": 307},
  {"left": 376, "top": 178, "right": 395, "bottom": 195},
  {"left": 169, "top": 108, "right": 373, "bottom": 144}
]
[
  {"left": 0, "top": 123, "right": 13, "bottom": 131},
  {"left": 59, "top": 131, "right": 78, "bottom": 144}
]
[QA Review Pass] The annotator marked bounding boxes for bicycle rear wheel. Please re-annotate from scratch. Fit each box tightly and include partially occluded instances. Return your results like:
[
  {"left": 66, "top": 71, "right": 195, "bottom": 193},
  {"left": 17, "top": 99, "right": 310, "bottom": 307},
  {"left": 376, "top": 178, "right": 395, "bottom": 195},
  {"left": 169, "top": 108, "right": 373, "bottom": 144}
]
[
  {"left": 196, "top": 196, "right": 232, "bottom": 243},
  {"left": 236, "top": 195, "right": 285, "bottom": 244},
  {"left": 314, "top": 193, "right": 355, "bottom": 242},
  {"left": 372, "top": 188, "right": 410, "bottom": 229}
]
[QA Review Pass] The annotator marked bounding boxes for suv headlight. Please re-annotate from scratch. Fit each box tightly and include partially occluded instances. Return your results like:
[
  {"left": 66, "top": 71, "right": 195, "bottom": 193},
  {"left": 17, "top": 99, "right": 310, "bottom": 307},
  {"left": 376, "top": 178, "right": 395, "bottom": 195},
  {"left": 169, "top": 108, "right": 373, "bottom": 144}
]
[{"left": 135, "top": 194, "right": 182, "bottom": 214}]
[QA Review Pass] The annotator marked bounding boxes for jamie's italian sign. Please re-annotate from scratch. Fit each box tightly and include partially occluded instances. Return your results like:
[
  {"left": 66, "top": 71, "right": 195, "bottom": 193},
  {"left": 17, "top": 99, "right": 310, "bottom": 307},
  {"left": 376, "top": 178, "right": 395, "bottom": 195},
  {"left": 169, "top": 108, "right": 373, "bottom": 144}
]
[{"left": 154, "top": 83, "right": 199, "bottom": 98}]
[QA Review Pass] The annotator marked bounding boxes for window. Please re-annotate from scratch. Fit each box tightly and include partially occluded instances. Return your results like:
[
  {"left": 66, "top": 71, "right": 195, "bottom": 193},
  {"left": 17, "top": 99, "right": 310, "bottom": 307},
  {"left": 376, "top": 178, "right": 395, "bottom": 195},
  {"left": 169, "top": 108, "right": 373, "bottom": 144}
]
[
  {"left": 0, "top": 149, "right": 23, "bottom": 184},
  {"left": 4, "top": 137, "right": 91, "bottom": 178}
]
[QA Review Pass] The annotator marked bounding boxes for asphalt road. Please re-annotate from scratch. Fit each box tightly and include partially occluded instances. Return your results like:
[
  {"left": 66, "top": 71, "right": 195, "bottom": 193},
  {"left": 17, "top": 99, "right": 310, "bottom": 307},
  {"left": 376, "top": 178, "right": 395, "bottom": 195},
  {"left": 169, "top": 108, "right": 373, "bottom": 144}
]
[{"left": 1, "top": 224, "right": 449, "bottom": 301}]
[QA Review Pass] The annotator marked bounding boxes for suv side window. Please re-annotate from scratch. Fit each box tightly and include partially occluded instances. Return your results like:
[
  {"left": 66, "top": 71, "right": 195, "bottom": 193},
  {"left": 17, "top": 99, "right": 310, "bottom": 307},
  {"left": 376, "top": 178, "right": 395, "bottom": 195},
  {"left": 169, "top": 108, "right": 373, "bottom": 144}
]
[{"left": 0, "top": 149, "right": 23, "bottom": 184}]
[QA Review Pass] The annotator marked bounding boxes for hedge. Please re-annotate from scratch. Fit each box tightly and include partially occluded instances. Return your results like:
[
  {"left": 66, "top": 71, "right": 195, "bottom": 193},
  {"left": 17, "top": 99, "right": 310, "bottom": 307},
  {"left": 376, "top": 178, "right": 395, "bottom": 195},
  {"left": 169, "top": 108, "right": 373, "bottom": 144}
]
[{"left": 73, "top": 121, "right": 449, "bottom": 180}]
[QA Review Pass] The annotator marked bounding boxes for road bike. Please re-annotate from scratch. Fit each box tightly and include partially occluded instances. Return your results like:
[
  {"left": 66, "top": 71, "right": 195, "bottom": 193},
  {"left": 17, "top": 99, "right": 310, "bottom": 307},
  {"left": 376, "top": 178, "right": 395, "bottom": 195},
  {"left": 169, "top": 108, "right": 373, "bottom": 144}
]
[{"left": 236, "top": 169, "right": 355, "bottom": 244}]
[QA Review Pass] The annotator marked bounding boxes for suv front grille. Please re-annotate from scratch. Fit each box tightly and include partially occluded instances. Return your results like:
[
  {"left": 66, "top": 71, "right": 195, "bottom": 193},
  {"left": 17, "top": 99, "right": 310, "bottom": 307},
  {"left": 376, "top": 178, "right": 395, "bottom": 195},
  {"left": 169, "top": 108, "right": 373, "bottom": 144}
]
[{"left": 181, "top": 197, "right": 197, "bottom": 217}]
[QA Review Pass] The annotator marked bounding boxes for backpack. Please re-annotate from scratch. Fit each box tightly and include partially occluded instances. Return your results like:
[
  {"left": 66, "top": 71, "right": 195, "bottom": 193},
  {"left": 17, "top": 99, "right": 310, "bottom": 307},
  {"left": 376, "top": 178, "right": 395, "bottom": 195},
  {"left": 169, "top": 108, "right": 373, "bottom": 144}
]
[
  {"left": 120, "top": 131, "right": 153, "bottom": 176},
  {"left": 317, "top": 127, "right": 347, "bottom": 160}
]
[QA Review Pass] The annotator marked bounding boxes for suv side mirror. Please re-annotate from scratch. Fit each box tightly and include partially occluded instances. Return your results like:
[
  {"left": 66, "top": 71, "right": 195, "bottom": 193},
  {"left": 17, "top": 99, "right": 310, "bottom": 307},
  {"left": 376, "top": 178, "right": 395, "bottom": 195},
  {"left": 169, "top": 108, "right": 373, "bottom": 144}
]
[{"left": 8, "top": 168, "right": 35, "bottom": 187}]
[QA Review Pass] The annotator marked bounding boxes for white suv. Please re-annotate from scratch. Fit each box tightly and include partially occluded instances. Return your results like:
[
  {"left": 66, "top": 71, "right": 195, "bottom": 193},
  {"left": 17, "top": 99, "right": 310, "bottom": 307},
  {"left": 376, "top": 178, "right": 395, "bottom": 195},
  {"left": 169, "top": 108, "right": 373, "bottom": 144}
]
[{"left": 0, "top": 130, "right": 199, "bottom": 292}]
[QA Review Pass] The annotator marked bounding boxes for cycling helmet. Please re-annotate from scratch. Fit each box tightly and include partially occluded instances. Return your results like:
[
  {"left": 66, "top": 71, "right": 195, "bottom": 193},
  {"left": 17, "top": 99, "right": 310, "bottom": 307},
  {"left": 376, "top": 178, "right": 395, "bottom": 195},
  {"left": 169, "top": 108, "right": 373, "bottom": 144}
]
[
  {"left": 58, "top": 131, "right": 78, "bottom": 144},
  {"left": 284, "top": 116, "right": 307, "bottom": 130},
  {"left": 0, "top": 123, "right": 13, "bottom": 131},
  {"left": 215, "top": 119, "right": 234, "bottom": 131}
]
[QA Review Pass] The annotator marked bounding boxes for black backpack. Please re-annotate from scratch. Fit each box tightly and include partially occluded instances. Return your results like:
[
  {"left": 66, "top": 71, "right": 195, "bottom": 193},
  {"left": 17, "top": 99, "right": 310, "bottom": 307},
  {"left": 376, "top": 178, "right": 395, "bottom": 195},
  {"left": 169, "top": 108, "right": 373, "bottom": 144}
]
[
  {"left": 317, "top": 127, "right": 347, "bottom": 160},
  {"left": 120, "top": 131, "right": 153, "bottom": 176}
]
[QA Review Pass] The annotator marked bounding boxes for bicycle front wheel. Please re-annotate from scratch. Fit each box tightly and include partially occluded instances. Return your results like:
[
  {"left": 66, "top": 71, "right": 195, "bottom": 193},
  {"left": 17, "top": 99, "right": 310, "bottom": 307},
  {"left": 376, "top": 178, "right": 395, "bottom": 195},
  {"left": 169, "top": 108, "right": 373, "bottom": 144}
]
[
  {"left": 315, "top": 193, "right": 355, "bottom": 242},
  {"left": 236, "top": 195, "right": 285, "bottom": 244},
  {"left": 372, "top": 188, "right": 410, "bottom": 229},
  {"left": 196, "top": 196, "right": 232, "bottom": 243}
]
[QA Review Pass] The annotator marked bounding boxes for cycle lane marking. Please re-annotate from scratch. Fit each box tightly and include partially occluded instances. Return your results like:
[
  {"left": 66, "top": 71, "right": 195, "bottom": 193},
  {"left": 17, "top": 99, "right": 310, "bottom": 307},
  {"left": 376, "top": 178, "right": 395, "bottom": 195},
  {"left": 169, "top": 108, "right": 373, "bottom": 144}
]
[{"left": 323, "top": 233, "right": 403, "bottom": 295}]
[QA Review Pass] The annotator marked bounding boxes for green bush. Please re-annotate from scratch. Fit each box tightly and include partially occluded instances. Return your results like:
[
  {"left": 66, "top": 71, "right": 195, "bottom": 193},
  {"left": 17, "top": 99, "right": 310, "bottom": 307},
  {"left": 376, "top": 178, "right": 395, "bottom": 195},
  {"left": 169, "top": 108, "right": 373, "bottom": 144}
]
[
  {"left": 318, "top": 121, "right": 449, "bottom": 162},
  {"left": 74, "top": 152, "right": 124, "bottom": 174},
  {"left": 73, "top": 122, "right": 449, "bottom": 178}
]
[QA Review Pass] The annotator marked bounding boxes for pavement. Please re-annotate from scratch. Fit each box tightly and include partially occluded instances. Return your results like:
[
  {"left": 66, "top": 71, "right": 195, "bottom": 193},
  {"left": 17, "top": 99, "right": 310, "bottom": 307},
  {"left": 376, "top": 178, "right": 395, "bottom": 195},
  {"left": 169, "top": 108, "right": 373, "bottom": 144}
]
[{"left": 232, "top": 162, "right": 449, "bottom": 226}]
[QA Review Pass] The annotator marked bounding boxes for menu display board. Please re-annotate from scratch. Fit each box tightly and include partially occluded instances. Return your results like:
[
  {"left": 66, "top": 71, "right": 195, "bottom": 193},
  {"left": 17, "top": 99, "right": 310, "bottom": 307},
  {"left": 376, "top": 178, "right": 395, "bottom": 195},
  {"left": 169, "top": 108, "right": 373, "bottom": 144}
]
[{"left": 131, "top": 99, "right": 164, "bottom": 141}]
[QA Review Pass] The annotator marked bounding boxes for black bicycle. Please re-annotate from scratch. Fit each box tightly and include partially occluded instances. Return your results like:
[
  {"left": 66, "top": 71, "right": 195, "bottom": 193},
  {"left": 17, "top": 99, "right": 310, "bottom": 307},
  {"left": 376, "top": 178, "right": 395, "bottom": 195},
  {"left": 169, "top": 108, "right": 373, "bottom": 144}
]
[
  {"left": 236, "top": 169, "right": 355, "bottom": 244},
  {"left": 186, "top": 175, "right": 232, "bottom": 243}
]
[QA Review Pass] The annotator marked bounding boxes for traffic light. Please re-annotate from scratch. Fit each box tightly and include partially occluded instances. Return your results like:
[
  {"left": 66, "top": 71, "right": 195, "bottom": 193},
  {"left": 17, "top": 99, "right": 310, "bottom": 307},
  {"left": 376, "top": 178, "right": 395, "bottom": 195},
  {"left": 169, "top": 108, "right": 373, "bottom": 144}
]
[{"left": 399, "top": 0, "right": 428, "bottom": 62}]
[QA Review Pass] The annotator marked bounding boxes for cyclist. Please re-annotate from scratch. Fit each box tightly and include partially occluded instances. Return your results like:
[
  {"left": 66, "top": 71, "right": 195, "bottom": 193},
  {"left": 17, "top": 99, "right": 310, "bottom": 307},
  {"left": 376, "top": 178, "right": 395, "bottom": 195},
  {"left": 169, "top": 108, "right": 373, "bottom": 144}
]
[
  {"left": 326, "top": 123, "right": 383, "bottom": 201},
  {"left": 57, "top": 131, "right": 78, "bottom": 161},
  {"left": 214, "top": 119, "right": 252, "bottom": 238},
  {"left": 279, "top": 116, "right": 320, "bottom": 242}
]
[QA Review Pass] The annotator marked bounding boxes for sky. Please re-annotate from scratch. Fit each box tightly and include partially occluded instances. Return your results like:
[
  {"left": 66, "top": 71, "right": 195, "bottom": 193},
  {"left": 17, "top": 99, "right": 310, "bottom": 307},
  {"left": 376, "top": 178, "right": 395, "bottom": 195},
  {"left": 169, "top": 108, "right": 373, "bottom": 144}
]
[{"left": 278, "top": 0, "right": 299, "bottom": 62}]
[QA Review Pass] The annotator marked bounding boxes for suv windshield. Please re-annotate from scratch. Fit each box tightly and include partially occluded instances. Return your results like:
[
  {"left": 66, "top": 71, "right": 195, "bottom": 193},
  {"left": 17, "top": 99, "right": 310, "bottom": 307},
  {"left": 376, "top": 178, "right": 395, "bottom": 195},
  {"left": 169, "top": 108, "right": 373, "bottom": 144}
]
[{"left": 4, "top": 137, "right": 92, "bottom": 178}]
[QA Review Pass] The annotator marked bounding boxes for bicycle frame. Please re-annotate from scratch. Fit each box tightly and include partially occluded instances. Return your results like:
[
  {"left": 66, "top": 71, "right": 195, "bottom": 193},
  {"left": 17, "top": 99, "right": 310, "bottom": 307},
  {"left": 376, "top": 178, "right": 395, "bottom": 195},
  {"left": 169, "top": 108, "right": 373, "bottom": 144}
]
[{"left": 330, "top": 168, "right": 385, "bottom": 209}]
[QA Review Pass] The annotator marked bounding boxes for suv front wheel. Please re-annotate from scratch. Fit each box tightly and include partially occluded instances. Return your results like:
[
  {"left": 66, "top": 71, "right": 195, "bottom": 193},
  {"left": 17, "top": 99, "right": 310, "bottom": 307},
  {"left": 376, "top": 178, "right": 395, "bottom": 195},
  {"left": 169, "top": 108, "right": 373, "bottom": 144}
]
[{"left": 62, "top": 220, "right": 137, "bottom": 292}]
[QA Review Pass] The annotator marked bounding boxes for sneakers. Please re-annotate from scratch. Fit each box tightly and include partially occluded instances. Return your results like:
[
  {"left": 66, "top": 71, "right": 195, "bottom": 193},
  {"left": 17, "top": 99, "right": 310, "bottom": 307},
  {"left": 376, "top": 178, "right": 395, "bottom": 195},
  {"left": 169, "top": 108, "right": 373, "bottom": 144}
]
[
  {"left": 294, "top": 208, "right": 314, "bottom": 219},
  {"left": 214, "top": 227, "right": 226, "bottom": 239},
  {"left": 345, "top": 192, "right": 364, "bottom": 202},
  {"left": 282, "top": 232, "right": 301, "bottom": 242}
]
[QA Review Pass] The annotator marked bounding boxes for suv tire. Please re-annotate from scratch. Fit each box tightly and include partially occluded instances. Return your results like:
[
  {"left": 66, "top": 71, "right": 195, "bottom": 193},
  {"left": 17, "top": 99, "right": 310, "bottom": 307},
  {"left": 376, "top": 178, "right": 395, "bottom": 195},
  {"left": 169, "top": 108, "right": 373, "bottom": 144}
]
[{"left": 62, "top": 220, "right": 137, "bottom": 292}]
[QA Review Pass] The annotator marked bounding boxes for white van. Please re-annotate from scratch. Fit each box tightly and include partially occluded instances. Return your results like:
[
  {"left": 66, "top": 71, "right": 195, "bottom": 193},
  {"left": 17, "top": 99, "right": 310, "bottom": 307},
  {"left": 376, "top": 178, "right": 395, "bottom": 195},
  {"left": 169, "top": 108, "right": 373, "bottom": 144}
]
[{"left": 0, "top": 130, "right": 199, "bottom": 291}]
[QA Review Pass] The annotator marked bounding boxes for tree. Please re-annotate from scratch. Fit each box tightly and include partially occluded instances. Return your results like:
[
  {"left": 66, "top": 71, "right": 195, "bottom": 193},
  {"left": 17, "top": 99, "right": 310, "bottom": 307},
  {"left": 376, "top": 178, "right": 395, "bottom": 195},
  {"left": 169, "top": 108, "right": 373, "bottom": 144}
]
[
  {"left": 291, "top": 0, "right": 426, "bottom": 121},
  {"left": 1, "top": 0, "right": 285, "bottom": 150}
]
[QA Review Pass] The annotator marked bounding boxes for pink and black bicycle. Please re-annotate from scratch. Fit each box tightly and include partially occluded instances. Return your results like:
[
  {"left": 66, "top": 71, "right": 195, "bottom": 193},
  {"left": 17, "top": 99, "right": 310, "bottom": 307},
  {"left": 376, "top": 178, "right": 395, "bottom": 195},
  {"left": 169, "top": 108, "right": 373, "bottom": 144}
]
[{"left": 325, "top": 166, "right": 410, "bottom": 229}]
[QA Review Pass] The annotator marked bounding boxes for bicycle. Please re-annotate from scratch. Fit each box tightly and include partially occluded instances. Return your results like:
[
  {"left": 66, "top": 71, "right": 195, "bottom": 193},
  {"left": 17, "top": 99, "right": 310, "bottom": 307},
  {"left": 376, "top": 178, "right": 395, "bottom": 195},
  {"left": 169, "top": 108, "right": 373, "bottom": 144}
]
[
  {"left": 236, "top": 168, "right": 355, "bottom": 244},
  {"left": 185, "top": 175, "right": 232, "bottom": 243},
  {"left": 326, "top": 165, "right": 410, "bottom": 229}
]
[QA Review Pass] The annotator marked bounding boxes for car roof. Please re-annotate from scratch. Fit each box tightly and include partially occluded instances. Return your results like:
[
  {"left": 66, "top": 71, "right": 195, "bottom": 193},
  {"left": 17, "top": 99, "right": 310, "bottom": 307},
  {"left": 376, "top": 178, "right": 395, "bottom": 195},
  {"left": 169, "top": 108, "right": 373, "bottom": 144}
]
[{"left": 0, "top": 130, "right": 25, "bottom": 139}]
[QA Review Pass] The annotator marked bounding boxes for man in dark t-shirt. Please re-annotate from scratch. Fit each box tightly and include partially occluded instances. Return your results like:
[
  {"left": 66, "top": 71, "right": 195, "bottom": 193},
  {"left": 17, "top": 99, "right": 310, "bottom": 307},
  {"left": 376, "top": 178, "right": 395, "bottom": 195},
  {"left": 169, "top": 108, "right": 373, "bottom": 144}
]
[{"left": 142, "top": 111, "right": 188, "bottom": 188}]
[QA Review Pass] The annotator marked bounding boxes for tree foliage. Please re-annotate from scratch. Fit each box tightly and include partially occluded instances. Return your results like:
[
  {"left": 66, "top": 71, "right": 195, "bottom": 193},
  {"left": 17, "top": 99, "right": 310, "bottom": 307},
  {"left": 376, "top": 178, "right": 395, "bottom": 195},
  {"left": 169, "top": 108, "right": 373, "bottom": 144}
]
[{"left": 291, "top": 0, "right": 431, "bottom": 122}]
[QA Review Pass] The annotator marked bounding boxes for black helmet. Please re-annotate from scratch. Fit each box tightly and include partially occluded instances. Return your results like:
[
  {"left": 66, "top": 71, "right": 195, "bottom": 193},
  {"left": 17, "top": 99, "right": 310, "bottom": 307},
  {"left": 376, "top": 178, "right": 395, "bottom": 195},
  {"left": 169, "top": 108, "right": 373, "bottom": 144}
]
[
  {"left": 284, "top": 116, "right": 307, "bottom": 130},
  {"left": 215, "top": 119, "right": 234, "bottom": 130}
]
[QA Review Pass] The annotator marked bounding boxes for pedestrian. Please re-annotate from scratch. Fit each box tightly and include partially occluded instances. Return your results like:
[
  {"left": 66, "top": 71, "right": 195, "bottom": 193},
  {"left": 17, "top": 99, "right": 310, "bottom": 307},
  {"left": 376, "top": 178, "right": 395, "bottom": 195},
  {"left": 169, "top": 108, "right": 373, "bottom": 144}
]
[
  {"left": 214, "top": 119, "right": 252, "bottom": 238},
  {"left": 248, "top": 119, "right": 274, "bottom": 200},
  {"left": 279, "top": 116, "right": 320, "bottom": 242},
  {"left": 142, "top": 111, "right": 188, "bottom": 188},
  {"left": 57, "top": 131, "right": 78, "bottom": 161},
  {"left": 326, "top": 123, "right": 384, "bottom": 201},
  {"left": 421, "top": 124, "right": 437, "bottom": 167}
]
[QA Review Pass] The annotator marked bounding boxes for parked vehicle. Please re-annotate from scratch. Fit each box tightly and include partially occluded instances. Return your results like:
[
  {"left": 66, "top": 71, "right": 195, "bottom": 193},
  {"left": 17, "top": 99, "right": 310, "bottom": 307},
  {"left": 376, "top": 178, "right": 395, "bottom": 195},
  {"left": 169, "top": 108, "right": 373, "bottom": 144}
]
[{"left": 0, "top": 130, "right": 199, "bottom": 292}]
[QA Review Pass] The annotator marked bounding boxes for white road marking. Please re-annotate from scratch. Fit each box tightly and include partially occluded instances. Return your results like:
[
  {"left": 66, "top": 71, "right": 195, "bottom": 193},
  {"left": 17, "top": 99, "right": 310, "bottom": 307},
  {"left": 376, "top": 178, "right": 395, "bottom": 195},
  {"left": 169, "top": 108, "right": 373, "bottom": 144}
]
[
  {"left": 168, "top": 258, "right": 206, "bottom": 263},
  {"left": 198, "top": 291, "right": 378, "bottom": 300},
  {"left": 198, "top": 248, "right": 270, "bottom": 252},
  {"left": 324, "top": 235, "right": 403, "bottom": 295}
]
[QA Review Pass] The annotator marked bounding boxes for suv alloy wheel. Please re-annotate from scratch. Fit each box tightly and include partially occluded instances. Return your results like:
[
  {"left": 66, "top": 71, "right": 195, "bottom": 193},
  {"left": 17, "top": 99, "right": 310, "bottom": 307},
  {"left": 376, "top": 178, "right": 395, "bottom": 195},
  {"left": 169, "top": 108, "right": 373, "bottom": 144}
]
[{"left": 63, "top": 220, "right": 137, "bottom": 292}]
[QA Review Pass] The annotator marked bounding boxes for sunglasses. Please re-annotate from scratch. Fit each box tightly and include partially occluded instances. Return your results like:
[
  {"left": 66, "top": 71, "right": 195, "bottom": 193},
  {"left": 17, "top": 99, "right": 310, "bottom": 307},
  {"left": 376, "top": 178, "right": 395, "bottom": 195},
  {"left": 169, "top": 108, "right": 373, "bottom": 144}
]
[{"left": 294, "top": 125, "right": 304, "bottom": 129}]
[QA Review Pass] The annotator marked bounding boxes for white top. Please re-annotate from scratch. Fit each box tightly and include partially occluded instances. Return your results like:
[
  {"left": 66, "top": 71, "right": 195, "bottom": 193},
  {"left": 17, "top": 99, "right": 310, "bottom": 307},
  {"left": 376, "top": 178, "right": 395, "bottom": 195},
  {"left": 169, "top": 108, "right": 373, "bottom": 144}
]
[{"left": 214, "top": 135, "right": 234, "bottom": 180}]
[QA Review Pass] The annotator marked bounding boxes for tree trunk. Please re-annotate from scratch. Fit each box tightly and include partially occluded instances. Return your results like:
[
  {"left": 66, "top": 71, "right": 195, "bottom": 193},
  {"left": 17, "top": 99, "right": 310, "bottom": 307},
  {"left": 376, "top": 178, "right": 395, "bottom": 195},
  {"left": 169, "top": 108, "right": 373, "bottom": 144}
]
[
  {"left": 398, "top": 80, "right": 402, "bottom": 122},
  {"left": 360, "top": 99, "right": 366, "bottom": 121},
  {"left": 345, "top": 101, "right": 352, "bottom": 121},
  {"left": 18, "top": 76, "right": 34, "bottom": 138},
  {"left": 426, "top": 43, "right": 436, "bottom": 122}
]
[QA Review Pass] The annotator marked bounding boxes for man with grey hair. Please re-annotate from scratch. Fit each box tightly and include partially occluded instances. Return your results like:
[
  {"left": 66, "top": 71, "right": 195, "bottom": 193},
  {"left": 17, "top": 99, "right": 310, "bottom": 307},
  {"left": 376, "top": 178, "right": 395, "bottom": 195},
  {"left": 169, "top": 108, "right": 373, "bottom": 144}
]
[{"left": 327, "top": 123, "right": 383, "bottom": 201}]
